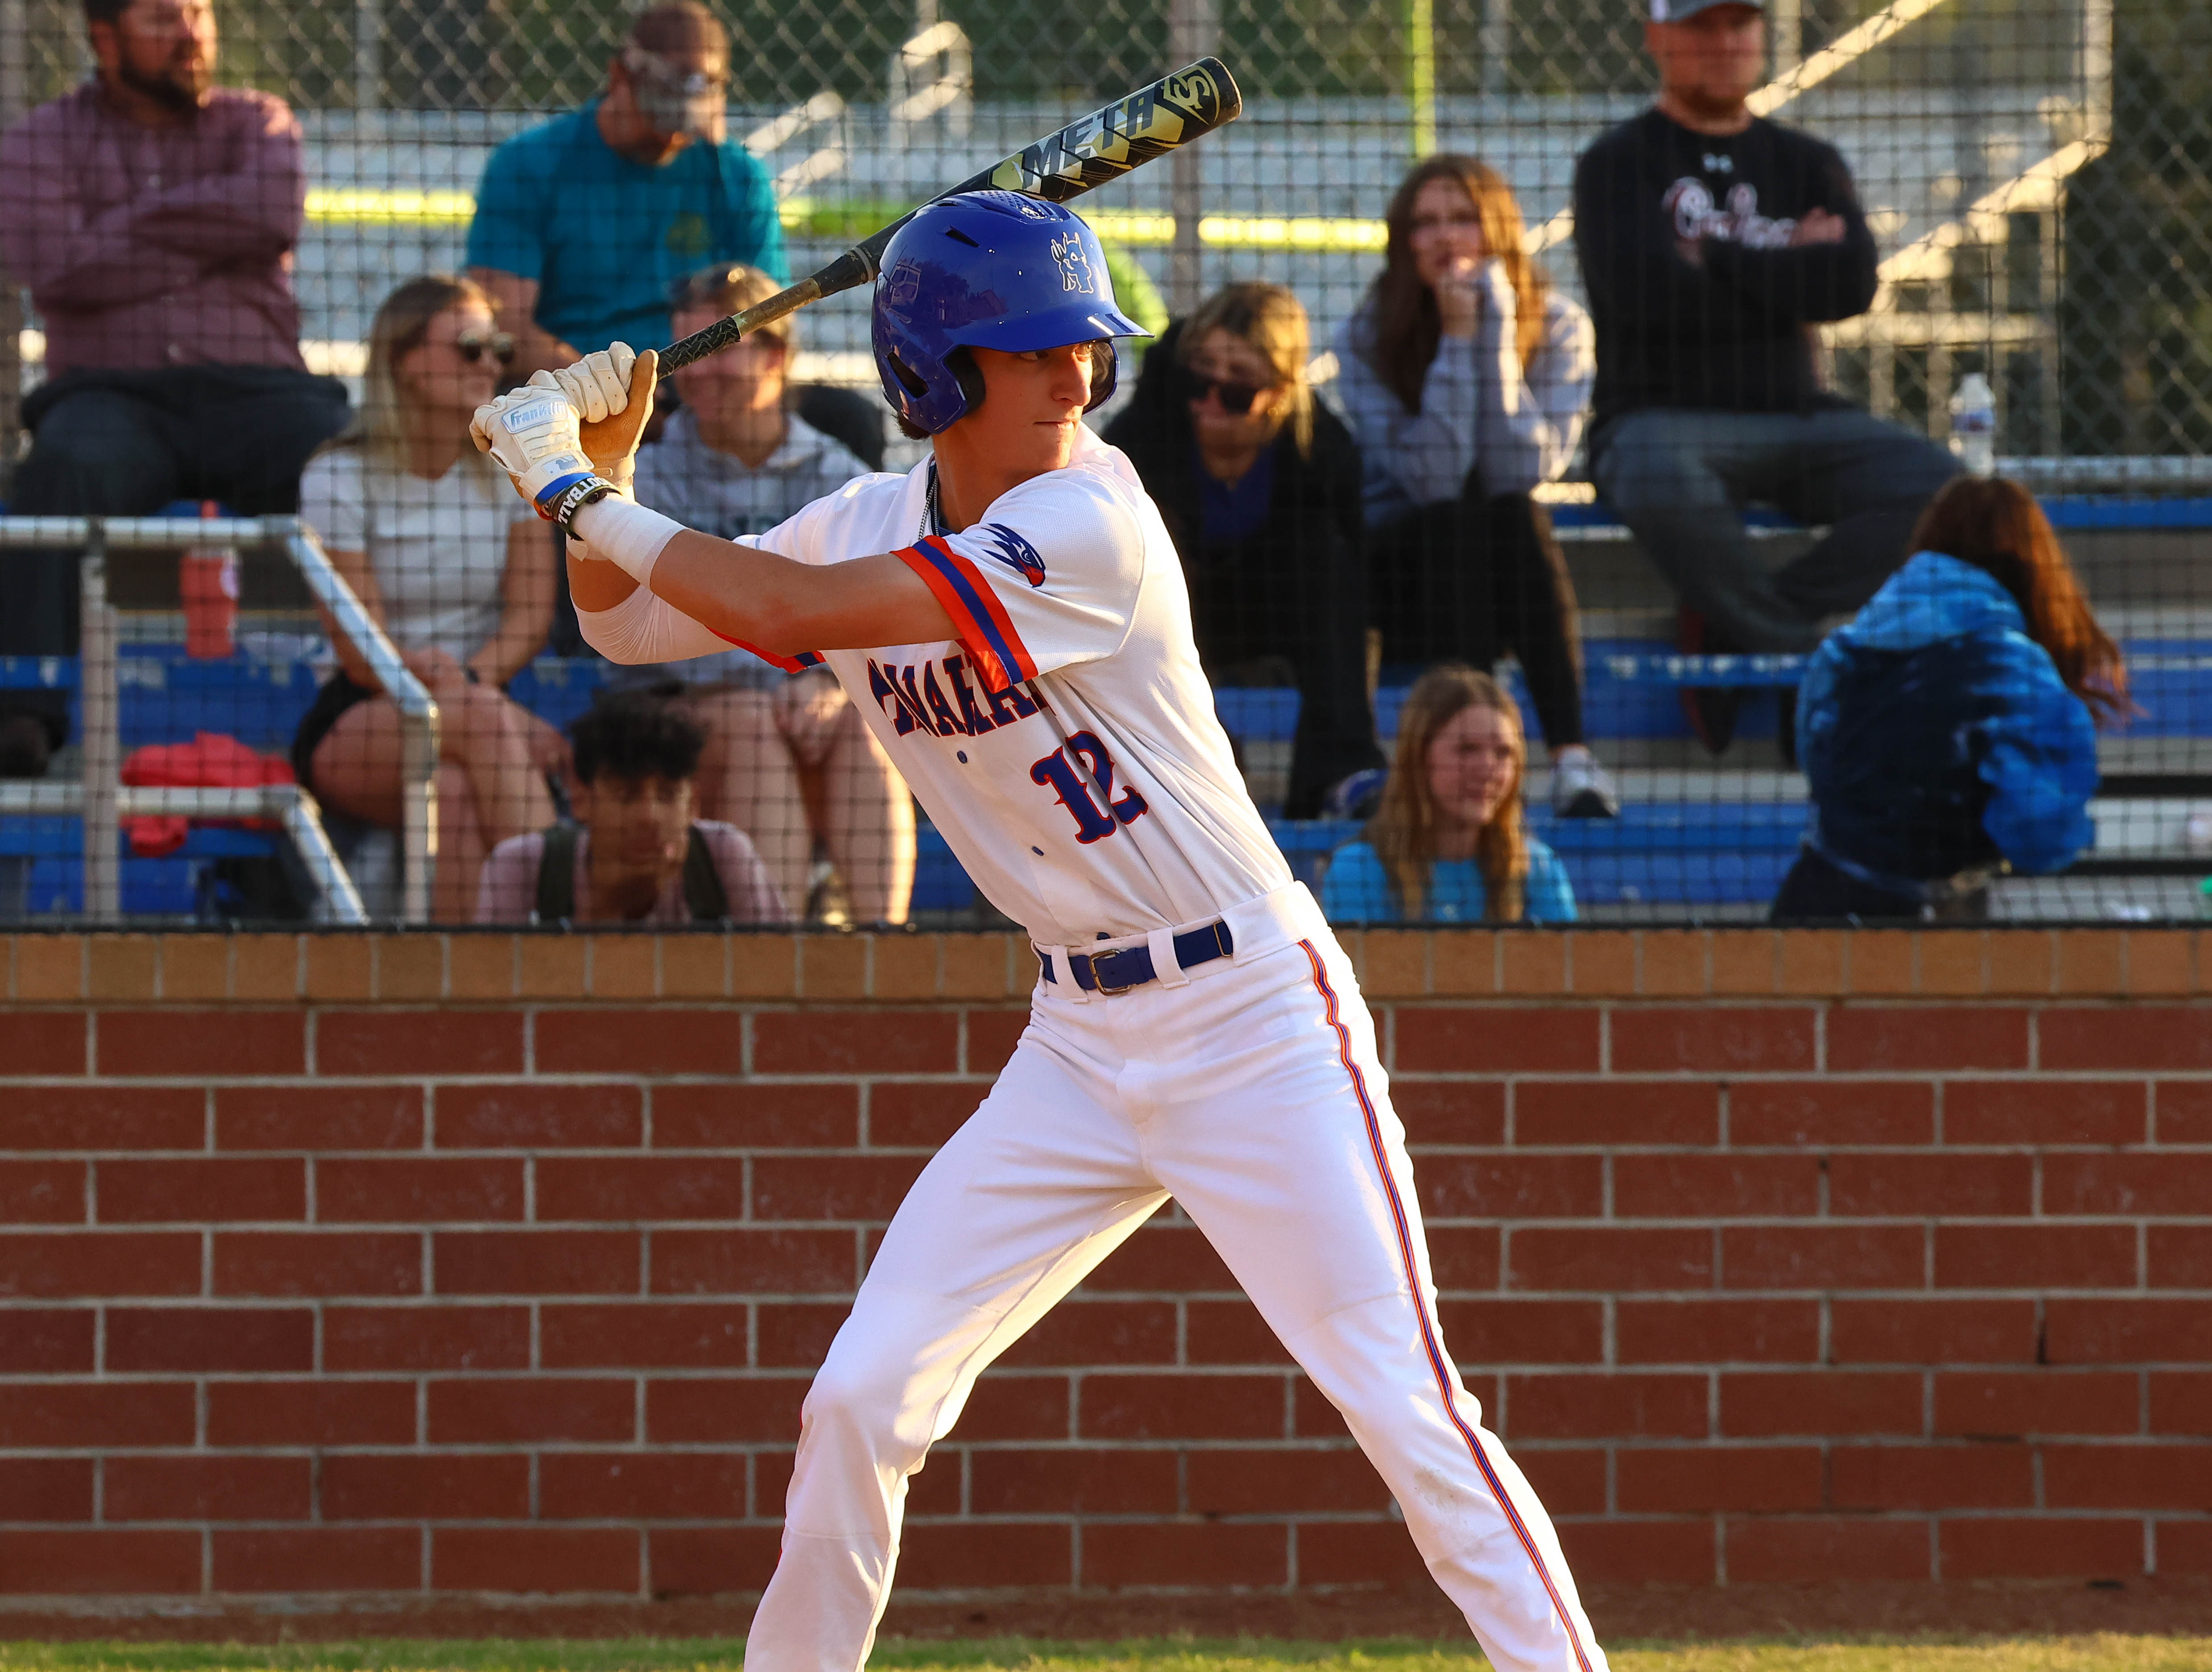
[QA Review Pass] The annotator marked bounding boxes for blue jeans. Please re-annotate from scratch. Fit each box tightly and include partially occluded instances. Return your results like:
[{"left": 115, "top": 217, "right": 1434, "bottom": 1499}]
[
  {"left": 0, "top": 364, "right": 349, "bottom": 749},
  {"left": 1592, "top": 404, "right": 1960, "bottom": 652}
]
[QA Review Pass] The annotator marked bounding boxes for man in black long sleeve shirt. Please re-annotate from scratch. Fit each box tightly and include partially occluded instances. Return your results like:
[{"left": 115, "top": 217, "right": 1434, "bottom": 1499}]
[{"left": 1574, "top": 0, "right": 1956, "bottom": 715}]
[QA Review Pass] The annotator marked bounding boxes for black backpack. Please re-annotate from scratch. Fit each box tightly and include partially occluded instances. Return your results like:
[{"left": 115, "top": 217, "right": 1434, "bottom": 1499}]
[{"left": 533, "top": 824, "right": 731, "bottom": 924}]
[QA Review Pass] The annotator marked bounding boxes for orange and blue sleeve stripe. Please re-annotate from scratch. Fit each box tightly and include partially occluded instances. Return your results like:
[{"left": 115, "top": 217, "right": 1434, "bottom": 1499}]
[
  {"left": 708, "top": 630, "right": 823, "bottom": 674},
  {"left": 894, "top": 535, "right": 1038, "bottom": 690}
]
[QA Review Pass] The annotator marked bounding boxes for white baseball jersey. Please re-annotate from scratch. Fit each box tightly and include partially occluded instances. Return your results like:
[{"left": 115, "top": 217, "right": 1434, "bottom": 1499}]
[{"left": 727, "top": 425, "right": 1292, "bottom": 947}]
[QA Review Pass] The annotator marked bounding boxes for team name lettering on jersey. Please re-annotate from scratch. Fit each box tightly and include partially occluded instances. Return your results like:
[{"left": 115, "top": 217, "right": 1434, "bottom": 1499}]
[{"left": 865, "top": 654, "right": 1044, "bottom": 739}]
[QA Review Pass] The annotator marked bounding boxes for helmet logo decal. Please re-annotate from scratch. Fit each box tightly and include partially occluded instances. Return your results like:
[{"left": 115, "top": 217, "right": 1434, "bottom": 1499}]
[
  {"left": 1049, "top": 231, "right": 1096, "bottom": 294},
  {"left": 977, "top": 523, "right": 1047, "bottom": 587},
  {"left": 884, "top": 258, "right": 923, "bottom": 305}
]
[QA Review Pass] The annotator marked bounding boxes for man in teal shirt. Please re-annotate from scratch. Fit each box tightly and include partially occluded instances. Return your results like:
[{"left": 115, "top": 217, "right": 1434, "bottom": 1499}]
[{"left": 466, "top": 0, "right": 787, "bottom": 379}]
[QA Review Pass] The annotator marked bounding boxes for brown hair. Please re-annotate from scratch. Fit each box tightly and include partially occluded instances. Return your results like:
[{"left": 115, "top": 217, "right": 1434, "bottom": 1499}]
[
  {"left": 670, "top": 262, "right": 795, "bottom": 349},
  {"left": 1361, "top": 156, "right": 1552, "bottom": 413},
  {"left": 1910, "top": 476, "right": 2131, "bottom": 727},
  {"left": 1178, "top": 281, "right": 1315, "bottom": 459},
  {"left": 1361, "top": 663, "right": 1529, "bottom": 922}
]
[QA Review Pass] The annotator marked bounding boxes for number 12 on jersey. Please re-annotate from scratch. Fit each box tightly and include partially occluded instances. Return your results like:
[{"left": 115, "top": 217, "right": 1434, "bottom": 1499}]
[{"left": 1030, "top": 730, "right": 1149, "bottom": 844}]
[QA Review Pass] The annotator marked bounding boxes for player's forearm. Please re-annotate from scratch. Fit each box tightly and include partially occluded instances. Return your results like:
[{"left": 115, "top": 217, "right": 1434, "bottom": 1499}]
[{"left": 646, "top": 531, "right": 952, "bottom": 655}]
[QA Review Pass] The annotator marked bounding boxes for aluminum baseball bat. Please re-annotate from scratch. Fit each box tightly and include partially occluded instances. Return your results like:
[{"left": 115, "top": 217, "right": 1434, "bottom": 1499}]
[{"left": 655, "top": 56, "right": 1243, "bottom": 372}]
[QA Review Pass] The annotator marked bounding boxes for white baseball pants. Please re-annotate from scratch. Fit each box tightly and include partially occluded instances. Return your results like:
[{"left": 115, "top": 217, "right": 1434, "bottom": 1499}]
[{"left": 743, "top": 884, "right": 1606, "bottom": 1672}]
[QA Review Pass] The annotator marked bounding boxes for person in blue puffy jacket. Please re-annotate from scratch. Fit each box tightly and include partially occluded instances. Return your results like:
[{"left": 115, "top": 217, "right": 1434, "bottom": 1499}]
[
  {"left": 1773, "top": 475, "right": 2130, "bottom": 921},
  {"left": 1323, "top": 663, "right": 1576, "bottom": 924}
]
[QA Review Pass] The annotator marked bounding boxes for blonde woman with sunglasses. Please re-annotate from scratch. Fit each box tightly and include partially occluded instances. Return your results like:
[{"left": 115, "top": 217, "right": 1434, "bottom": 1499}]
[{"left": 291, "top": 273, "right": 565, "bottom": 921}]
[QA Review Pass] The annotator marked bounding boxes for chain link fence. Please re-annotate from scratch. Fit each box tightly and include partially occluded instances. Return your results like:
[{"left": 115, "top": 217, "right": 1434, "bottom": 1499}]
[{"left": 0, "top": 0, "right": 2207, "bottom": 927}]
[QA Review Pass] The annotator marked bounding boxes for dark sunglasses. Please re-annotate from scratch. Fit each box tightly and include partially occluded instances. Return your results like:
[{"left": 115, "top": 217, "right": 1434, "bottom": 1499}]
[
  {"left": 455, "top": 330, "right": 516, "bottom": 366},
  {"left": 1179, "top": 367, "right": 1266, "bottom": 415}
]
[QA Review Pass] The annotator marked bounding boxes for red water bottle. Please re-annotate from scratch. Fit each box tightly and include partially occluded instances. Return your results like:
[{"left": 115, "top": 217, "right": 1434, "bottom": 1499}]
[{"left": 179, "top": 499, "right": 238, "bottom": 659}]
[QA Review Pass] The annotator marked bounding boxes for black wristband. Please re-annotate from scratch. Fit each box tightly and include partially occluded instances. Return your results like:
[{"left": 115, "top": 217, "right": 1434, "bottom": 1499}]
[{"left": 549, "top": 474, "right": 618, "bottom": 534}]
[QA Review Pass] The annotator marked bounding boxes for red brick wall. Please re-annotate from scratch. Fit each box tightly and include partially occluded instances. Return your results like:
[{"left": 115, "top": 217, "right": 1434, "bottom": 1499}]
[{"left": 3, "top": 927, "right": 2209, "bottom": 1599}]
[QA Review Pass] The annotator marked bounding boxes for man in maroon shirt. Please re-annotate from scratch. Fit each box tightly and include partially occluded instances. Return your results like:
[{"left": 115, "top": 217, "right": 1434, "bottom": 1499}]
[{"left": 0, "top": 0, "right": 349, "bottom": 775}]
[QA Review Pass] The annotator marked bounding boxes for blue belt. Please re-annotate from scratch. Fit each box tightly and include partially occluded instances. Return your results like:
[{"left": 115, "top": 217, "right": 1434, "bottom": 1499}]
[{"left": 1040, "top": 919, "right": 1236, "bottom": 995}]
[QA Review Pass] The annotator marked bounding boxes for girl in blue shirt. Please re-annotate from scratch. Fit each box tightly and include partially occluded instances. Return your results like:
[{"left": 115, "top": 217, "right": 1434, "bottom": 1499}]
[{"left": 1322, "top": 664, "right": 1576, "bottom": 924}]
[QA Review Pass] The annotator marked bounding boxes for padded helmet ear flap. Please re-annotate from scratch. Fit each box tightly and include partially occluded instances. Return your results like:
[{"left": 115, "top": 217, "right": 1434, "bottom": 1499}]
[
  {"left": 1083, "top": 339, "right": 1120, "bottom": 414},
  {"left": 946, "top": 346, "right": 987, "bottom": 416},
  {"left": 886, "top": 350, "right": 930, "bottom": 400}
]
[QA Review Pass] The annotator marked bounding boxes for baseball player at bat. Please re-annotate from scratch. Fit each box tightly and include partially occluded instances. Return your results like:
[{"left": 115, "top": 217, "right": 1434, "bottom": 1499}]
[{"left": 474, "top": 192, "right": 1608, "bottom": 1672}]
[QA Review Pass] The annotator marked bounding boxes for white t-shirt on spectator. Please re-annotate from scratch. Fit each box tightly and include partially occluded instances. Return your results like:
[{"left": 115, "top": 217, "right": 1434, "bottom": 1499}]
[{"left": 299, "top": 445, "right": 537, "bottom": 663}]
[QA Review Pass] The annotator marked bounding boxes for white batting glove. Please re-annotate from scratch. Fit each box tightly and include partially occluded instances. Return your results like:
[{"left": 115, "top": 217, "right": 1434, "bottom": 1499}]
[
  {"left": 469, "top": 387, "right": 614, "bottom": 526},
  {"left": 533, "top": 343, "right": 637, "bottom": 424}
]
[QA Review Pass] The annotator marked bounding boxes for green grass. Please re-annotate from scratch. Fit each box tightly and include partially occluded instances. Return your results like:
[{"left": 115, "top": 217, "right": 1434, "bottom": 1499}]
[{"left": 3, "top": 1638, "right": 2210, "bottom": 1672}]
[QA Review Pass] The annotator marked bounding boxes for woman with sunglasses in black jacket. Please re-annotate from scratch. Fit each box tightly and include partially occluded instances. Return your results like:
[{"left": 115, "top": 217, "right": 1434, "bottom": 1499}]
[{"left": 1102, "top": 282, "right": 1385, "bottom": 818}]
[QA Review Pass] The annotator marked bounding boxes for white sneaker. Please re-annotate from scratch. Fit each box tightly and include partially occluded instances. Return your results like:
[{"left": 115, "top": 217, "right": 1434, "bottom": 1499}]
[{"left": 1550, "top": 753, "right": 1620, "bottom": 819}]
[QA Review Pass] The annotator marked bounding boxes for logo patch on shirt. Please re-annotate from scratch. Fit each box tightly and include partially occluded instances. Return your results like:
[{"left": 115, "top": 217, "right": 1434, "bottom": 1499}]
[
  {"left": 1048, "top": 231, "right": 1096, "bottom": 294},
  {"left": 1664, "top": 178, "right": 1796, "bottom": 249},
  {"left": 976, "top": 523, "right": 1047, "bottom": 586},
  {"left": 664, "top": 212, "right": 711, "bottom": 258}
]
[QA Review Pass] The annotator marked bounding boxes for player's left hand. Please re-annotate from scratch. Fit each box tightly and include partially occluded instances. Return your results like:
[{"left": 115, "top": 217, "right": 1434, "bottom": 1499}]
[
  {"left": 575, "top": 348, "right": 660, "bottom": 493},
  {"left": 536, "top": 344, "right": 636, "bottom": 424},
  {"left": 469, "top": 386, "right": 597, "bottom": 518}
]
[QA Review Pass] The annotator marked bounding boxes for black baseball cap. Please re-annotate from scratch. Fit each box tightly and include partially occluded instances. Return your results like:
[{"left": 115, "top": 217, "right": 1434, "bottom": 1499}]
[{"left": 1649, "top": 0, "right": 1763, "bottom": 18}]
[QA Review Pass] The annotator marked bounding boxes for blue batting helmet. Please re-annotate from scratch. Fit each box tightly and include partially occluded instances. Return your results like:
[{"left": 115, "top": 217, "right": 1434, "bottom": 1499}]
[{"left": 872, "top": 191, "right": 1151, "bottom": 436}]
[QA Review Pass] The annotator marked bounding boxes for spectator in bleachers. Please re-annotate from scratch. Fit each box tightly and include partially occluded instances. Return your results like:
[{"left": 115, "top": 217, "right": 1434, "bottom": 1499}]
[
  {"left": 1321, "top": 664, "right": 1576, "bottom": 924},
  {"left": 1334, "top": 156, "right": 1618, "bottom": 820},
  {"left": 622, "top": 263, "right": 914, "bottom": 923},
  {"left": 1772, "top": 477, "right": 2125, "bottom": 922},
  {"left": 290, "top": 275, "right": 564, "bottom": 923},
  {"left": 1103, "top": 283, "right": 1385, "bottom": 817},
  {"left": 475, "top": 692, "right": 788, "bottom": 925},
  {"left": 1573, "top": 0, "right": 1958, "bottom": 751},
  {"left": 464, "top": 0, "right": 785, "bottom": 385},
  {"left": 0, "top": 0, "right": 349, "bottom": 777}
]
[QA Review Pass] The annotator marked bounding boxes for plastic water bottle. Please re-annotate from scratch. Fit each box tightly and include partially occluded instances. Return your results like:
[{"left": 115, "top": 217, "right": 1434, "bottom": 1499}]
[
  {"left": 1948, "top": 372, "right": 1997, "bottom": 478},
  {"left": 179, "top": 498, "right": 239, "bottom": 660}
]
